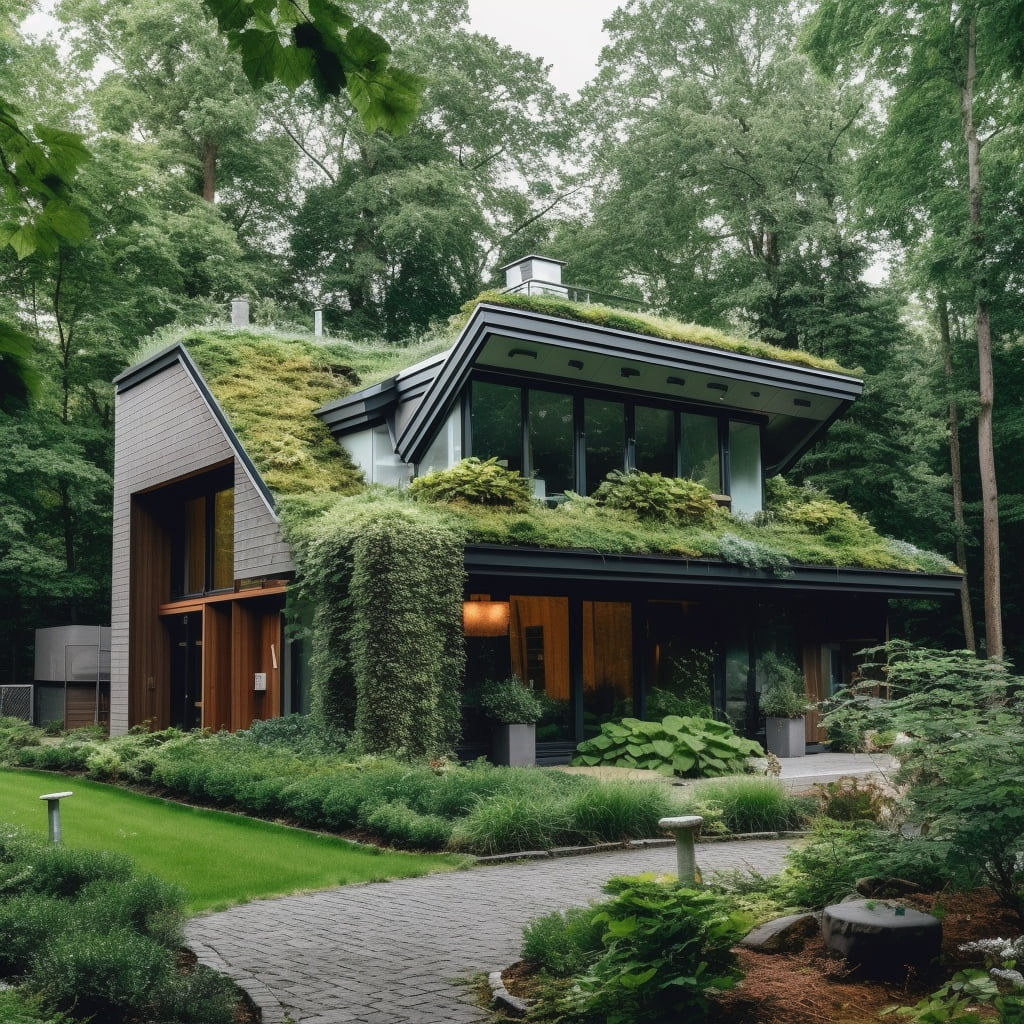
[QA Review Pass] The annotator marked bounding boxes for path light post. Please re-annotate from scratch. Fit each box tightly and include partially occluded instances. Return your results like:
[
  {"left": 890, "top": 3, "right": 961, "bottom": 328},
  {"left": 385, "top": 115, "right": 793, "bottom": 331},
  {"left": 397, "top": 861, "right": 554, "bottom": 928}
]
[
  {"left": 39, "top": 791, "right": 73, "bottom": 843},
  {"left": 658, "top": 815, "right": 704, "bottom": 886}
]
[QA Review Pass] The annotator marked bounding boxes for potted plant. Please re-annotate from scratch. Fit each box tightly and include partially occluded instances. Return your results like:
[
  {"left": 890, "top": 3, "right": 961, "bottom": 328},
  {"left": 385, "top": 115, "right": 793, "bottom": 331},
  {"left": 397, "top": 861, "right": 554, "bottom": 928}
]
[
  {"left": 479, "top": 677, "right": 545, "bottom": 766},
  {"left": 758, "top": 652, "right": 813, "bottom": 758}
]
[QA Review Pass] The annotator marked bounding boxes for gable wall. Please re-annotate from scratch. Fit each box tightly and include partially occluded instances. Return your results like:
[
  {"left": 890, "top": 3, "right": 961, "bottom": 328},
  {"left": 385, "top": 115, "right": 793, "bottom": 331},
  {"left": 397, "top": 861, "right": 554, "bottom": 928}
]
[{"left": 111, "top": 358, "right": 291, "bottom": 733}]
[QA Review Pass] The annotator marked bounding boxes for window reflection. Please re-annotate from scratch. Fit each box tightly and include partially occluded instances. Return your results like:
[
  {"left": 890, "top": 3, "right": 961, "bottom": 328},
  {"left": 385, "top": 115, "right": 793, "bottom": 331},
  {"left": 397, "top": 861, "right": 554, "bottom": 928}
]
[
  {"left": 584, "top": 398, "right": 625, "bottom": 493},
  {"left": 634, "top": 406, "right": 676, "bottom": 477},
  {"left": 472, "top": 381, "right": 523, "bottom": 473},
  {"left": 528, "top": 391, "right": 574, "bottom": 497},
  {"left": 681, "top": 413, "right": 721, "bottom": 491}
]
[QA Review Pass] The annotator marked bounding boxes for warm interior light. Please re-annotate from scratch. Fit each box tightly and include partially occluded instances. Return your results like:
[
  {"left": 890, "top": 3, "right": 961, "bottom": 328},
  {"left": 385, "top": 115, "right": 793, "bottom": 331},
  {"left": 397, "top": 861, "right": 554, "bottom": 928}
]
[{"left": 463, "top": 599, "right": 510, "bottom": 637}]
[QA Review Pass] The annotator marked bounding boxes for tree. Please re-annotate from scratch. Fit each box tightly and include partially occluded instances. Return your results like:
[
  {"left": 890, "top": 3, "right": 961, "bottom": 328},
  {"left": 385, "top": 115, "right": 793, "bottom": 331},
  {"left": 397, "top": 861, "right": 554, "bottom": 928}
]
[
  {"left": 805, "top": 0, "right": 1024, "bottom": 658},
  {"left": 283, "top": 0, "right": 573, "bottom": 338}
]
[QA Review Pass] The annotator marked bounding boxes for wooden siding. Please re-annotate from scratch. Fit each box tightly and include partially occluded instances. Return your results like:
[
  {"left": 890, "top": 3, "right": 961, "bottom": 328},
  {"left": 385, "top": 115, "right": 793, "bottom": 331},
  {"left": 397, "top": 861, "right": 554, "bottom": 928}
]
[{"left": 111, "top": 357, "right": 291, "bottom": 733}]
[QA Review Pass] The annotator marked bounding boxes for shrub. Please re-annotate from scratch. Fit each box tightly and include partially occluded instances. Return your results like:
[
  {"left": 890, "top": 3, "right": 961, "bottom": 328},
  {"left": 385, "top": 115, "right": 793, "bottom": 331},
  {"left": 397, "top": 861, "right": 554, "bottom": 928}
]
[
  {"left": 776, "top": 819, "right": 957, "bottom": 909},
  {"left": 20, "top": 845, "right": 135, "bottom": 899},
  {"left": 0, "top": 717, "right": 42, "bottom": 761},
  {"left": 238, "top": 713, "right": 341, "bottom": 754},
  {"left": 692, "top": 777, "right": 812, "bottom": 834},
  {"left": 448, "top": 791, "right": 574, "bottom": 854},
  {"left": 814, "top": 777, "right": 894, "bottom": 823},
  {"left": 0, "top": 988, "right": 73, "bottom": 1023},
  {"left": 28, "top": 929, "right": 172, "bottom": 1024},
  {"left": 521, "top": 905, "right": 606, "bottom": 976},
  {"left": 572, "top": 876, "right": 751, "bottom": 1023},
  {"left": 151, "top": 962, "right": 237, "bottom": 1024},
  {"left": 567, "top": 781, "right": 678, "bottom": 843},
  {"left": 0, "top": 892, "right": 75, "bottom": 974},
  {"left": 77, "top": 875, "right": 186, "bottom": 948},
  {"left": 362, "top": 801, "right": 453, "bottom": 850},
  {"left": 592, "top": 470, "right": 718, "bottom": 525},
  {"left": 478, "top": 677, "right": 546, "bottom": 724},
  {"left": 407, "top": 457, "right": 532, "bottom": 510},
  {"left": 757, "top": 652, "right": 812, "bottom": 719},
  {"left": 717, "top": 532, "right": 791, "bottom": 574},
  {"left": 573, "top": 716, "right": 762, "bottom": 778}
]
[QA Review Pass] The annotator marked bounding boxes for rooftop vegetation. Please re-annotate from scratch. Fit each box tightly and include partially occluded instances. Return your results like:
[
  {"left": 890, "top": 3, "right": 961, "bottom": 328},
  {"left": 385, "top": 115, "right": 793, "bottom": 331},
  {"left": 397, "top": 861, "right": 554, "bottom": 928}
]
[{"left": 453, "top": 291, "right": 862, "bottom": 377}]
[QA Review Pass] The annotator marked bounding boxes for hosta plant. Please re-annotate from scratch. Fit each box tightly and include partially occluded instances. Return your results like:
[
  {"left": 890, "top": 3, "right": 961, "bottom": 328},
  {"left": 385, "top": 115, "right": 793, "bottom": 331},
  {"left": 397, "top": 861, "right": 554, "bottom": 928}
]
[{"left": 573, "top": 716, "right": 763, "bottom": 778}]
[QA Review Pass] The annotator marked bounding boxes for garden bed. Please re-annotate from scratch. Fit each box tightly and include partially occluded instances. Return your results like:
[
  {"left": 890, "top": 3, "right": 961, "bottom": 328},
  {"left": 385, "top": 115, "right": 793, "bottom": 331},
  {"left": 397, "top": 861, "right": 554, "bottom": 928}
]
[{"left": 496, "top": 888, "right": 1019, "bottom": 1024}]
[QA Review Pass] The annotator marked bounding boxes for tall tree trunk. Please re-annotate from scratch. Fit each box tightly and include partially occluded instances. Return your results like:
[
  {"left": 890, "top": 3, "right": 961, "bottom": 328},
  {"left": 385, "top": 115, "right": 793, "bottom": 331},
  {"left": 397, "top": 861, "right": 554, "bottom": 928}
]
[
  {"left": 961, "top": 15, "right": 1003, "bottom": 658},
  {"left": 201, "top": 139, "right": 217, "bottom": 202},
  {"left": 938, "top": 292, "right": 976, "bottom": 652}
]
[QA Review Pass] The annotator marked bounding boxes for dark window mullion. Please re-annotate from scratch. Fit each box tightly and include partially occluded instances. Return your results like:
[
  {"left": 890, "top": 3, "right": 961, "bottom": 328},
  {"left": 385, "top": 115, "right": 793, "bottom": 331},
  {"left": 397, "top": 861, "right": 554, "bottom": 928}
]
[{"left": 719, "top": 416, "right": 730, "bottom": 496}]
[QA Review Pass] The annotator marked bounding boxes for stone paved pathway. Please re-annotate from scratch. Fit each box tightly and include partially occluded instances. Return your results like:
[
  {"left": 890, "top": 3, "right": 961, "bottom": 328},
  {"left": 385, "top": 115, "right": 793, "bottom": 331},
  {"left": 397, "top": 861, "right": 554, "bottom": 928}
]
[{"left": 187, "top": 838, "right": 793, "bottom": 1024}]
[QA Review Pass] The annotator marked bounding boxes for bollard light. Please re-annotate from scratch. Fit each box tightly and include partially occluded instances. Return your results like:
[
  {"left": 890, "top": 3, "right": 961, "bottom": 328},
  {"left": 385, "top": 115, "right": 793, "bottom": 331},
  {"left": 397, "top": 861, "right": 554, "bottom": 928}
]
[
  {"left": 658, "top": 815, "right": 704, "bottom": 886},
  {"left": 39, "top": 791, "right": 73, "bottom": 843}
]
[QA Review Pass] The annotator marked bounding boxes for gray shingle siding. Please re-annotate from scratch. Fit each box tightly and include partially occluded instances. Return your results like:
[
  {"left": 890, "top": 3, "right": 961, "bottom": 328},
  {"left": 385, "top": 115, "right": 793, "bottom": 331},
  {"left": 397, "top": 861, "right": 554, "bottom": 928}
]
[{"left": 110, "top": 356, "right": 292, "bottom": 734}]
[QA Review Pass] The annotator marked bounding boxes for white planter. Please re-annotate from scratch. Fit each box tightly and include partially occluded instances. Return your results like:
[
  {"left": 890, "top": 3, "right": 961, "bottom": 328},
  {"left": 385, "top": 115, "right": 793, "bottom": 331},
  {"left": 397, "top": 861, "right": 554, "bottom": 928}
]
[
  {"left": 493, "top": 723, "right": 536, "bottom": 766},
  {"left": 766, "top": 716, "right": 806, "bottom": 758}
]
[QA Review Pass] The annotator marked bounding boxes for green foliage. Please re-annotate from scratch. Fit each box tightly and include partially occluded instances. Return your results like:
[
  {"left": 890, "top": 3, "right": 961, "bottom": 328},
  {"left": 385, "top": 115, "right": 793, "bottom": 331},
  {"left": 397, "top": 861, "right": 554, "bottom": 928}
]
[
  {"left": 202, "top": 0, "right": 422, "bottom": 132},
  {"left": 521, "top": 905, "right": 607, "bottom": 977},
  {"left": 826, "top": 642, "right": 1024, "bottom": 919},
  {"left": 592, "top": 470, "right": 719, "bottom": 525},
  {"left": 691, "top": 778, "right": 813, "bottom": 834},
  {"left": 175, "top": 328, "right": 365, "bottom": 496},
  {"left": 0, "top": 825, "right": 228, "bottom": 1024},
  {"left": 775, "top": 819, "right": 957, "bottom": 910},
  {"left": 362, "top": 801, "right": 453, "bottom": 850},
  {"left": 478, "top": 677, "right": 546, "bottom": 724},
  {"left": 573, "top": 716, "right": 763, "bottom": 778},
  {"left": 813, "top": 777, "right": 894, "bottom": 823},
  {"left": 457, "top": 291, "right": 858, "bottom": 376},
  {"left": 717, "top": 533, "right": 791, "bottom": 575},
  {"left": 0, "top": 987, "right": 73, "bottom": 1024},
  {"left": 883, "top": 968, "right": 1024, "bottom": 1024},
  {"left": 408, "top": 457, "right": 532, "bottom": 510},
  {"left": 285, "top": 495, "right": 466, "bottom": 755},
  {"left": 757, "top": 652, "right": 812, "bottom": 719},
  {"left": 574, "top": 876, "right": 750, "bottom": 1024}
]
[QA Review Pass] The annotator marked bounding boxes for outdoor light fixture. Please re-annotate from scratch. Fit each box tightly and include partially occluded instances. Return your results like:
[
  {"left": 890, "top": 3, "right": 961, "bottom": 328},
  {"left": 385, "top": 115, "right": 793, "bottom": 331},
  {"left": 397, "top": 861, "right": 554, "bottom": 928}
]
[
  {"left": 462, "top": 598, "right": 510, "bottom": 637},
  {"left": 666, "top": 376, "right": 686, "bottom": 386},
  {"left": 794, "top": 398, "right": 812, "bottom": 408},
  {"left": 568, "top": 359, "right": 584, "bottom": 370},
  {"left": 508, "top": 348, "right": 538, "bottom": 360},
  {"left": 620, "top": 367, "right": 640, "bottom": 378}
]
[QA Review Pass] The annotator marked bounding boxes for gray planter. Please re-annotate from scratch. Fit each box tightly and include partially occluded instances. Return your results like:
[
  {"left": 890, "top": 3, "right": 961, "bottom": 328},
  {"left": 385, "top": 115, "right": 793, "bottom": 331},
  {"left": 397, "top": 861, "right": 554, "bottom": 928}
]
[
  {"left": 765, "top": 716, "right": 806, "bottom": 758},
  {"left": 493, "top": 723, "right": 536, "bottom": 766}
]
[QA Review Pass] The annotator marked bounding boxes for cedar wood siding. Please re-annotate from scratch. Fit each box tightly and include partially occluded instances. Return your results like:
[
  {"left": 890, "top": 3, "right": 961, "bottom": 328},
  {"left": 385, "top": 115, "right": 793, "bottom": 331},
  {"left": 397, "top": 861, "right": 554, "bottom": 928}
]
[{"left": 110, "top": 356, "right": 293, "bottom": 734}]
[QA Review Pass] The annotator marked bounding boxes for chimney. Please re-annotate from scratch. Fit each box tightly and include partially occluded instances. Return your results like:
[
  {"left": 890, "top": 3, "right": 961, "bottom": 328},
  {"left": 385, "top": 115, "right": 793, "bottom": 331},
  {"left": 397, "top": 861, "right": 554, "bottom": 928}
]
[
  {"left": 231, "top": 296, "right": 250, "bottom": 327},
  {"left": 499, "top": 255, "right": 569, "bottom": 297},
  {"left": 314, "top": 307, "right": 323, "bottom": 337}
]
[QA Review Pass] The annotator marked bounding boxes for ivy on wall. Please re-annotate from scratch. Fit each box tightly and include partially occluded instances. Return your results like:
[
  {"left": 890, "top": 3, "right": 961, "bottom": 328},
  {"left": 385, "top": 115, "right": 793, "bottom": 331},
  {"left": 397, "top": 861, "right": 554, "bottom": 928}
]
[{"left": 283, "top": 495, "right": 465, "bottom": 757}]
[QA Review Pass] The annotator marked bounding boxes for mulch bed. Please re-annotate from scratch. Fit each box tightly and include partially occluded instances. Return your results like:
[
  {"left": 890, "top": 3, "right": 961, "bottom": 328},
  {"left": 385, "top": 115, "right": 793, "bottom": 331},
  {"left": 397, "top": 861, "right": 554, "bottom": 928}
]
[{"left": 501, "top": 889, "right": 1021, "bottom": 1024}]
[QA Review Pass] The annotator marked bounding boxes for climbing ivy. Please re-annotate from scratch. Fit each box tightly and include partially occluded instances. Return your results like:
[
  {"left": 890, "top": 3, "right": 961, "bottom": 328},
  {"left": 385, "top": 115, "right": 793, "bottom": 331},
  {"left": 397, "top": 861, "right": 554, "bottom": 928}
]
[{"left": 283, "top": 495, "right": 465, "bottom": 757}]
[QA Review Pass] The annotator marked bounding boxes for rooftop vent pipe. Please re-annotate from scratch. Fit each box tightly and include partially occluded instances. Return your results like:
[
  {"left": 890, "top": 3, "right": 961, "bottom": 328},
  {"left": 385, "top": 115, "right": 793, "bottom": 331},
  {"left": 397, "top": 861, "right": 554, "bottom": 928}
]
[{"left": 499, "top": 255, "right": 569, "bottom": 298}]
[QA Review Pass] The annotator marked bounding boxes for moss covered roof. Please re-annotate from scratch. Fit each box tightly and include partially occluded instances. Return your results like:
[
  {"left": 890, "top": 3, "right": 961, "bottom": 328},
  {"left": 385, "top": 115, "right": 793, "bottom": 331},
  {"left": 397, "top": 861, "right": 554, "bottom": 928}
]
[
  {"left": 453, "top": 292, "right": 862, "bottom": 378},
  {"left": 132, "top": 307, "right": 954, "bottom": 580}
]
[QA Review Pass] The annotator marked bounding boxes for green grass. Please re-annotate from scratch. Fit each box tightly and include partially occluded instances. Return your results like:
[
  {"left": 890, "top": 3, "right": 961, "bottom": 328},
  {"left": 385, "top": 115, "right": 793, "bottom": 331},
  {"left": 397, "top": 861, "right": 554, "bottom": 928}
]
[{"left": 0, "top": 770, "right": 466, "bottom": 913}]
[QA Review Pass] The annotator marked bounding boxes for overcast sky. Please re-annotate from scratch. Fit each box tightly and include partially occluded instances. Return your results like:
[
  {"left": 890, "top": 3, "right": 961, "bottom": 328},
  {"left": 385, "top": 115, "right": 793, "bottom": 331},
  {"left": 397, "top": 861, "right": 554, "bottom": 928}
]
[{"left": 466, "top": 0, "right": 621, "bottom": 95}]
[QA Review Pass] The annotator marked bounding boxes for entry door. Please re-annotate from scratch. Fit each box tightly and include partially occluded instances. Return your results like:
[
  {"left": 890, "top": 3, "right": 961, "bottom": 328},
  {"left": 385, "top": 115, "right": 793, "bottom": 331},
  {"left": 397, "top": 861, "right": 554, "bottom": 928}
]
[{"left": 169, "top": 612, "right": 203, "bottom": 730}]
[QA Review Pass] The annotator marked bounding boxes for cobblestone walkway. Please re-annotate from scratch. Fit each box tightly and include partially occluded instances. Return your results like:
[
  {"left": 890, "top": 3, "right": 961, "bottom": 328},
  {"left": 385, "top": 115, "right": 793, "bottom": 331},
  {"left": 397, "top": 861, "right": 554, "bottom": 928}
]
[{"left": 187, "top": 838, "right": 793, "bottom": 1024}]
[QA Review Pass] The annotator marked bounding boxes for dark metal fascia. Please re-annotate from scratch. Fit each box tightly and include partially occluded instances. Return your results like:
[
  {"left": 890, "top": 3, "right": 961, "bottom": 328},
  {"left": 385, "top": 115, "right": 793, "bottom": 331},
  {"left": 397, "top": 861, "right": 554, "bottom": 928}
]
[
  {"left": 463, "top": 544, "right": 963, "bottom": 598},
  {"left": 115, "top": 344, "right": 277, "bottom": 513},
  {"left": 316, "top": 379, "right": 398, "bottom": 434},
  {"left": 395, "top": 304, "right": 863, "bottom": 464}
]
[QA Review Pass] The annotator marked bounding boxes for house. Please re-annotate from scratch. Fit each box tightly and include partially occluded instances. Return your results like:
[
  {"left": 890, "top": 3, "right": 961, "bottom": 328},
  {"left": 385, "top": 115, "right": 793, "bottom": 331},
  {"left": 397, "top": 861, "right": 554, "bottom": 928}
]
[{"left": 110, "top": 257, "right": 961, "bottom": 757}]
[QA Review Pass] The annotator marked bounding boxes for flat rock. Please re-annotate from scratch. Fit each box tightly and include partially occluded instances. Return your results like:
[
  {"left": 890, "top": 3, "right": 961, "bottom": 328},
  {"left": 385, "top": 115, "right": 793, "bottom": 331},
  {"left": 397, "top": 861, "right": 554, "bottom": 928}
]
[
  {"left": 822, "top": 899, "right": 942, "bottom": 978},
  {"left": 740, "top": 913, "right": 818, "bottom": 953}
]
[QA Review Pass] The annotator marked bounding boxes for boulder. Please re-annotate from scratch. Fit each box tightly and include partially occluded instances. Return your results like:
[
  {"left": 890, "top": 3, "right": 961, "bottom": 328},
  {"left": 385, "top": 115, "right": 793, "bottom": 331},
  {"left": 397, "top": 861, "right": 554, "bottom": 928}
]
[{"left": 740, "top": 913, "right": 818, "bottom": 953}]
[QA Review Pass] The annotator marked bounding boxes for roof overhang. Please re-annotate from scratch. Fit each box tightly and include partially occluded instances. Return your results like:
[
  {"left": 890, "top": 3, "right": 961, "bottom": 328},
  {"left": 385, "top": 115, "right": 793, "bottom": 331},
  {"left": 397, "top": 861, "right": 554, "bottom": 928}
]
[
  {"left": 464, "top": 544, "right": 964, "bottom": 599},
  {"left": 319, "top": 303, "right": 863, "bottom": 473}
]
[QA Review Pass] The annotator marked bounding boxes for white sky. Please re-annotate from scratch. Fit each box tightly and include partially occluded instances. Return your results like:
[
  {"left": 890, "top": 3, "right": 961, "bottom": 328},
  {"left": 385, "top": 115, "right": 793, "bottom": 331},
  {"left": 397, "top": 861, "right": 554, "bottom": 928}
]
[{"left": 466, "top": 0, "right": 621, "bottom": 95}]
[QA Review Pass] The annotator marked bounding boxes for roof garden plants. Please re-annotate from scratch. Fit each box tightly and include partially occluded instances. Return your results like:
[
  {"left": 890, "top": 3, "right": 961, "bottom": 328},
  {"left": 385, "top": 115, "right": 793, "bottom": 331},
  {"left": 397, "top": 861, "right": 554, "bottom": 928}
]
[{"left": 479, "top": 677, "right": 546, "bottom": 725}]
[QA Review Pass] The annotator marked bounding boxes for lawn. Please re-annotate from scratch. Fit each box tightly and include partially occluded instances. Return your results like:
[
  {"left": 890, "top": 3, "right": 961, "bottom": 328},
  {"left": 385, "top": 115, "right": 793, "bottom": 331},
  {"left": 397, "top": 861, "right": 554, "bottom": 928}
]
[{"left": 0, "top": 769, "right": 467, "bottom": 912}]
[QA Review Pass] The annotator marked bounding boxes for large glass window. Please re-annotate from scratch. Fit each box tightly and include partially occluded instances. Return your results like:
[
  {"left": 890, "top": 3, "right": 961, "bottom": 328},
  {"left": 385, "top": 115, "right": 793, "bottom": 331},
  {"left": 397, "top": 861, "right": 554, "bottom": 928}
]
[
  {"left": 584, "top": 398, "right": 625, "bottom": 493},
  {"left": 528, "top": 390, "right": 574, "bottom": 497},
  {"left": 174, "top": 484, "right": 234, "bottom": 597},
  {"left": 582, "top": 601, "right": 634, "bottom": 736},
  {"left": 471, "top": 380, "right": 523, "bottom": 473},
  {"left": 634, "top": 406, "right": 676, "bottom": 477},
  {"left": 509, "top": 596, "right": 571, "bottom": 741},
  {"left": 729, "top": 420, "right": 763, "bottom": 516},
  {"left": 681, "top": 413, "right": 721, "bottom": 491}
]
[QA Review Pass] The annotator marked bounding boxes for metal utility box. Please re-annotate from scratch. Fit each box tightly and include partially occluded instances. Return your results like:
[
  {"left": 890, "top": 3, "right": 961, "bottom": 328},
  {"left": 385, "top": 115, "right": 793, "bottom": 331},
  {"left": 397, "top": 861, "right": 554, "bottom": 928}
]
[{"left": 33, "top": 626, "right": 111, "bottom": 731}]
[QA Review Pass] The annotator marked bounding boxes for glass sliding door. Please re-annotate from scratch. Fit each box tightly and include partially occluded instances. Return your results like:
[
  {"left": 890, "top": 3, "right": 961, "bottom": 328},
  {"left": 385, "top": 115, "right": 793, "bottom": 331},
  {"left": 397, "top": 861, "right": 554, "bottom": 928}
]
[
  {"left": 728, "top": 420, "right": 763, "bottom": 516},
  {"left": 471, "top": 380, "right": 523, "bottom": 473},
  {"left": 634, "top": 405, "right": 676, "bottom": 477},
  {"left": 681, "top": 413, "right": 721, "bottom": 492},
  {"left": 584, "top": 398, "right": 625, "bottom": 493},
  {"left": 528, "top": 390, "right": 574, "bottom": 498}
]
